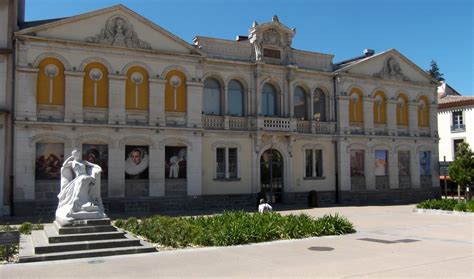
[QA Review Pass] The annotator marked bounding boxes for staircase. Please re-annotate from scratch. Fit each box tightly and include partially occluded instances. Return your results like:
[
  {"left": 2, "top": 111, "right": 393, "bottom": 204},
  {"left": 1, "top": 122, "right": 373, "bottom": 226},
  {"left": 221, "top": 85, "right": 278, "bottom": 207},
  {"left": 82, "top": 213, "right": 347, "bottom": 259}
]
[{"left": 19, "top": 218, "right": 157, "bottom": 263}]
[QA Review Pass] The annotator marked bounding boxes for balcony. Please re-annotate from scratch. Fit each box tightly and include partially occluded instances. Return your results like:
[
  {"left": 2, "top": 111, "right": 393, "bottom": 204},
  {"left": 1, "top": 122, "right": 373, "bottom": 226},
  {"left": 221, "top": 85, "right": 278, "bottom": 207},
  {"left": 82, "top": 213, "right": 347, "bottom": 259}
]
[
  {"left": 203, "top": 115, "right": 335, "bottom": 134},
  {"left": 451, "top": 124, "right": 465, "bottom": 133}
]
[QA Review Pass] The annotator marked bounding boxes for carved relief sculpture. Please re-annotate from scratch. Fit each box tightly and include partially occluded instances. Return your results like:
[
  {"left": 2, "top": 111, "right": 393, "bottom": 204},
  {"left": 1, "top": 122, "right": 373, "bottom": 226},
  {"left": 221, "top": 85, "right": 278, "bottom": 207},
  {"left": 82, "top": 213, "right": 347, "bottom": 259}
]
[
  {"left": 86, "top": 15, "right": 151, "bottom": 50},
  {"left": 374, "top": 57, "right": 410, "bottom": 81}
]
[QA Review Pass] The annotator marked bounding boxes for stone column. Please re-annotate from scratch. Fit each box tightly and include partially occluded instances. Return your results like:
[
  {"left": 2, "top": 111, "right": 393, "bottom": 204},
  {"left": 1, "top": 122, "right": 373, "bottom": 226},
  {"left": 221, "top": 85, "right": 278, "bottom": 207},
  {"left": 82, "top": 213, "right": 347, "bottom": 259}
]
[
  {"left": 408, "top": 101, "right": 418, "bottom": 136},
  {"left": 14, "top": 128, "right": 36, "bottom": 201},
  {"left": 389, "top": 150, "right": 399, "bottom": 189},
  {"left": 386, "top": 99, "right": 397, "bottom": 136},
  {"left": 338, "top": 140, "right": 351, "bottom": 191},
  {"left": 108, "top": 75, "right": 126, "bottom": 125},
  {"left": 410, "top": 148, "right": 420, "bottom": 188},
  {"left": 223, "top": 85, "right": 228, "bottom": 115},
  {"left": 337, "top": 95, "right": 350, "bottom": 134},
  {"left": 0, "top": 115, "right": 5, "bottom": 215},
  {"left": 365, "top": 149, "right": 375, "bottom": 190},
  {"left": 149, "top": 144, "right": 165, "bottom": 197},
  {"left": 187, "top": 136, "right": 202, "bottom": 196},
  {"left": 64, "top": 71, "right": 84, "bottom": 123},
  {"left": 149, "top": 78, "right": 166, "bottom": 126},
  {"left": 108, "top": 143, "right": 125, "bottom": 197},
  {"left": 15, "top": 68, "right": 38, "bottom": 121},
  {"left": 186, "top": 81, "right": 203, "bottom": 128},
  {"left": 363, "top": 97, "right": 374, "bottom": 135},
  {"left": 429, "top": 103, "right": 438, "bottom": 137},
  {"left": 309, "top": 91, "right": 314, "bottom": 121}
]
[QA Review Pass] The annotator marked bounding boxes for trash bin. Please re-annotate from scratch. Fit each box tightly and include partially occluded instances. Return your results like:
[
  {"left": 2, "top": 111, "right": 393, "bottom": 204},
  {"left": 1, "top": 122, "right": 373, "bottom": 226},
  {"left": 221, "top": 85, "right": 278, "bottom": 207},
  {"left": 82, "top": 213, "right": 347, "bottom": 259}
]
[{"left": 308, "top": 190, "right": 318, "bottom": 208}]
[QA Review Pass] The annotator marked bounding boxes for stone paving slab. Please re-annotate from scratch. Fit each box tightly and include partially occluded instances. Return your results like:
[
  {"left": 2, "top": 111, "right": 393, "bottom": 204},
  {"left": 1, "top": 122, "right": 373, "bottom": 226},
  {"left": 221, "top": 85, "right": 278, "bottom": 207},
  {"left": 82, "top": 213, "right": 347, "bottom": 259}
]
[{"left": 1, "top": 204, "right": 473, "bottom": 278}]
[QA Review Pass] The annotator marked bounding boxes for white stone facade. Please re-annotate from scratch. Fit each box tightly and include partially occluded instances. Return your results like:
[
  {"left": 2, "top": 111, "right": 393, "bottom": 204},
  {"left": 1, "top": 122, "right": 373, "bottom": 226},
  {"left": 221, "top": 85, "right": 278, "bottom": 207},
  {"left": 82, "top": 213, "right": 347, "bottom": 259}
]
[{"left": 5, "top": 5, "right": 440, "bottom": 216}]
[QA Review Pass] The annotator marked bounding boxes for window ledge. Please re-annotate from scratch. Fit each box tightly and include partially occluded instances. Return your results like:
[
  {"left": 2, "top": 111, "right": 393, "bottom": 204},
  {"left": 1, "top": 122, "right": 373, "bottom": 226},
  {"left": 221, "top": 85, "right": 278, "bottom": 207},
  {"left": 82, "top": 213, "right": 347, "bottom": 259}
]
[
  {"left": 303, "top": 176, "right": 325, "bottom": 180},
  {"left": 213, "top": 178, "right": 241, "bottom": 182}
]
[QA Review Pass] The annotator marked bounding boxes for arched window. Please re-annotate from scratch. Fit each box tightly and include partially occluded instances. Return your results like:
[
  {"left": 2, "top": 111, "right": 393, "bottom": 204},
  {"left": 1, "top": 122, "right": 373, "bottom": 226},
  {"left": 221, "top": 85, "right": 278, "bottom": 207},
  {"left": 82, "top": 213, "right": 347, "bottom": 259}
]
[
  {"left": 313, "top": 88, "right": 326, "bottom": 122},
  {"left": 373, "top": 91, "right": 387, "bottom": 124},
  {"left": 349, "top": 88, "right": 363, "bottom": 123},
  {"left": 396, "top": 93, "right": 409, "bottom": 125},
  {"left": 203, "top": 78, "right": 221, "bottom": 115},
  {"left": 228, "top": 80, "right": 244, "bottom": 116},
  {"left": 165, "top": 70, "right": 187, "bottom": 112},
  {"left": 418, "top": 96, "right": 429, "bottom": 127},
  {"left": 293, "top": 86, "right": 307, "bottom": 120},
  {"left": 37, "top": 58, "right": 65, "bottom": 106},
  {"left": 125, "top": 66, "right": 149, "bottom": 110},
  {"left": 262, "top": 83, "right": 278, "bottom": 116},
  {"left": 83, "top": 62, "right": 109, "bottom": 108}
]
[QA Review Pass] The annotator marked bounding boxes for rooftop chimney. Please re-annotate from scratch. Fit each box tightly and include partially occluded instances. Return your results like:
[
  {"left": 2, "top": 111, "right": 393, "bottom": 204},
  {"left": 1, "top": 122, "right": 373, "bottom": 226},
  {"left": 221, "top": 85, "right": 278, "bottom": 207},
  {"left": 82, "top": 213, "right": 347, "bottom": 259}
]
[
  {"left": 364, "top": 49, "right": 375, "bottom": 57},
  {"left": 236, "top": 35, "right": 249, "bottom": 42}
]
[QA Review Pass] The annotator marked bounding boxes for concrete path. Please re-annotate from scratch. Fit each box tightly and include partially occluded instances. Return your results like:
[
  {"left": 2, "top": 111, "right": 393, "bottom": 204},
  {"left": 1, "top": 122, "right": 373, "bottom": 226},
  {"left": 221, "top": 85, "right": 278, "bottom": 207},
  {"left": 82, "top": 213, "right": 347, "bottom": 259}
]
[{"left": 1, "top": 205, "right": 473, "bottom": 278}]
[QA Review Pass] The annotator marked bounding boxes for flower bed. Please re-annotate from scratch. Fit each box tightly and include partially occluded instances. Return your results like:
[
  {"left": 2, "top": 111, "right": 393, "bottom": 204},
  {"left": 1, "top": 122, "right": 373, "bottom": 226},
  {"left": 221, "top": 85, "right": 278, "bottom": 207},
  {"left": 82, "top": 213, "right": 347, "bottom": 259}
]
[
  {"left": 416, "top": 199, "right": 474, "bottom": 212},
  {"left": 114, "top": 211, "right": 356, "bottom": 248}
]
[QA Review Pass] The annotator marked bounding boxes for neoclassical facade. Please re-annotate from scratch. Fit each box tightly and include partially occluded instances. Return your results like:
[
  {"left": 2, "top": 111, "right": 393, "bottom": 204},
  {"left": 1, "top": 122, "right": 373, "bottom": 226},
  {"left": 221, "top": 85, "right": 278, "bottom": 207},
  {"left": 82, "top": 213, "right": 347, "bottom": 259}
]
[{"left": 8, "top": 5, "right": 440, "bottom": 216}]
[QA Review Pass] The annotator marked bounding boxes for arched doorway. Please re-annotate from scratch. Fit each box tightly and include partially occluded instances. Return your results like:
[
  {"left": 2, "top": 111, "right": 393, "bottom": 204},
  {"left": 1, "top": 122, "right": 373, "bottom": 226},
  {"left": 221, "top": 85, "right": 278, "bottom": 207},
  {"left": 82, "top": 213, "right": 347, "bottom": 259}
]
[{"left": 260, "top": 149, "right": 284, "bottom": 203}]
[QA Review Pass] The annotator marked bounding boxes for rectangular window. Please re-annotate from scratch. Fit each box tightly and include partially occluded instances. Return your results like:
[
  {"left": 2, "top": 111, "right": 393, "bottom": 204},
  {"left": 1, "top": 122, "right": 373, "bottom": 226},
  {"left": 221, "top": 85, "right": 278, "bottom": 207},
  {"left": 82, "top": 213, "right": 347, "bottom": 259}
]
[
  {"left": 451, "top": 111, "right": 464, "bottom": 132},
  {"left": 228, "top": 148, "right": 238, "bottom": 178},
  {"left": 215, "top": 147, "right": 239, "bottom": 179},
  {"left": 374, "top": 150, "right": 388, "bottom": 176},
  {"left": 216, "top": 148, "right": 225, "bottom": 178},
  {"left": 398, "top": 150, "right": 410, "bottom": 176},
  {"left": 350, "top": 150, "right": 365, "bottom": 176},
  {"left": 419, "top": 151, "right": 431, "bottom": 175},
  {"left": 305, "top": 149, "right": 323, "bottom": 178},
  {"left": 453, "top": 139, "right": 464, "bottom": 158},
  {"left": 263, "top": 48, "right": 281, "bottom": 59}
]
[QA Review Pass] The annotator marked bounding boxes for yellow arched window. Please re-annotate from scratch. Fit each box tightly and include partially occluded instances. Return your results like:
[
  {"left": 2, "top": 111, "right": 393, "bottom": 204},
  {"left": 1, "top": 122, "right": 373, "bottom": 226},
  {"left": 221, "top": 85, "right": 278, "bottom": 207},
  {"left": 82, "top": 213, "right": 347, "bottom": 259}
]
[
  {"left": 83, "top": 62, "right": 109, "bottom": 108},
  {"left": 37, "top": 58, "right": 65, "bottom": 105},
  {"left": 125, "top": 66, "right": 149, "bottom": 110},
  {"left": 349, "top": 88, "right": 363, "bottom": 123},
  {"left": 373, "top": 91, "right": 387, "bottom": 124},
  {"left": 396, "top": 93, "right": 409, "bottom": 125},
  {"left": 418, "top": 96, "right": 429, "bottom": 127},
  {"left": 165, "top": 70, "right": 187, "bottom": 112}
]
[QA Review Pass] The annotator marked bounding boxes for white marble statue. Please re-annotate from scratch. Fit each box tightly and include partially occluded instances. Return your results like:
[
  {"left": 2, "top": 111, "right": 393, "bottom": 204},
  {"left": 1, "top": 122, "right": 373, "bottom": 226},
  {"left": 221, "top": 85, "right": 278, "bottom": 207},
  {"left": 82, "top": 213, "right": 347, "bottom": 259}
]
[{"left": 55, "top": 149, "right": 106, "bottom": 225}]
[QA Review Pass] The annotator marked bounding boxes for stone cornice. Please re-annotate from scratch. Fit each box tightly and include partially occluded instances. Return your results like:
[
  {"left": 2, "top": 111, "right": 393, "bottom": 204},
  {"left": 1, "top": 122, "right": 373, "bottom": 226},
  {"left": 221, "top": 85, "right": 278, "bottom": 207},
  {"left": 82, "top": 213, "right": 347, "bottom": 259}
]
[{"left": 336, "top": 72, "right": 435, "bottom": 90}]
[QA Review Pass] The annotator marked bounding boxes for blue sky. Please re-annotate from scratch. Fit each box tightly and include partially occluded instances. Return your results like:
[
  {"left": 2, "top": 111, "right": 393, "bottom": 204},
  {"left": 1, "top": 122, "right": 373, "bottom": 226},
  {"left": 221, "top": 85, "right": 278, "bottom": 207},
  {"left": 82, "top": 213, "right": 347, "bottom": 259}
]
[{"left": 26, "top": 0, "right": 473, "bottom": 95}]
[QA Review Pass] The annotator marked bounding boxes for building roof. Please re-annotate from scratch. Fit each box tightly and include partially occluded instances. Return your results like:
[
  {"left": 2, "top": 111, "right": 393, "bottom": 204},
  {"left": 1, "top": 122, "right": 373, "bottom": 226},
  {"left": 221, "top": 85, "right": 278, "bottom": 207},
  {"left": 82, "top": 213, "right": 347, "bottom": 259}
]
[{"left": 438, "top": 95, "right": 474, "bottom": 110}]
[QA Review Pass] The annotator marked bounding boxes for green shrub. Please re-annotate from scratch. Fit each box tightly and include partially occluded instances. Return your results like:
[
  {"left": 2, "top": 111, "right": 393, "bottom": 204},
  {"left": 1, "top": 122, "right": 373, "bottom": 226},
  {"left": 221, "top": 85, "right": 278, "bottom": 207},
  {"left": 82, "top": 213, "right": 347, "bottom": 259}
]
[
  {"left": 416, "top": 199, "right": 458, "bottom": 211},
  {"left": 0, "top": 224, "right": 19, "bottom": 263},
  {"left": 453, "top": 202, "right": 467, "bottom": 212},
  {"left": 114, "top": 211, "right": 356, "bottom": 248},
  {"left": 18, "top": 222, "right": 44, "bottom": 235},
  {"left": 466, "top": 200, "right": 474, "bottom": 212}
]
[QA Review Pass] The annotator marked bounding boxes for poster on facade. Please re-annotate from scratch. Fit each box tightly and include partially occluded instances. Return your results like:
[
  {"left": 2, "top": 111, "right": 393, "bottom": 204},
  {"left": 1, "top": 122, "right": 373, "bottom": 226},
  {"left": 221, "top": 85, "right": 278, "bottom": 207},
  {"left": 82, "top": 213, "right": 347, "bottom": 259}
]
[
  {"left": 374, "top": 150, "right": 388, "bottom": 176},
  {"left": 125, "top": 145, "right": 149, "bottom": 179},
  {"left": 419, "top": 151, "right": 431, "bottom": 175},
  {"left": 398, "top": 151, "right": 410, "bottom": 176},
  {"left": 82, "top": 144, "right": 108, "bottom": 179},
  {"left": 35, "top": 143, "right": 64, "bottom": 179},
  {"left": 165, "top": 146, "right": 187, "bottom": 179},
  {"left": 350, "top": 150, "right": 364, "bottom": 176}
]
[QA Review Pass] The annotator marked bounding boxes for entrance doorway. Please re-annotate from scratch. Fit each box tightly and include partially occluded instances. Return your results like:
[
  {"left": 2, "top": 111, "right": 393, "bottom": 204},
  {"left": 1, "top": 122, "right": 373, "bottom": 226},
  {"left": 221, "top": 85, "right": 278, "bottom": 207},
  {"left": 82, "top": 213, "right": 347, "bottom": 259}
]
[{"left": 260, "top": 149, "right": 284, "bottom": 203}]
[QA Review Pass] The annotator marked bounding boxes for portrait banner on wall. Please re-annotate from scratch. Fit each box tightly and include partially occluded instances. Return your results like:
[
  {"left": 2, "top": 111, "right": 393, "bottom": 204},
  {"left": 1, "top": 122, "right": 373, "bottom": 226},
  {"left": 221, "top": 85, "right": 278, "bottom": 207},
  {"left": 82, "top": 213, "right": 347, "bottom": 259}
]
[
  {"left": 419, "top": 151, "right": 431, "bottom": 175},
  {"left": 165, "top": 146, "right": 187, "bottom": 179},
  {"left": 125, "top": 145, "right": 149, "bottom": 179},
  {"left": 398, "top": 151, "right": 410, "bottom": 176},
  {"left": 374, "top": 150, "right": 388, "bottom": 176},
  {"left": 350, "top": 150, "right": 364, "bottom": 176},
  {"left": 82, "top": 144, "right": 108, "bottom": 179},
  {"left": 35, "top": 143, "right": 64, "bottom": 179}
]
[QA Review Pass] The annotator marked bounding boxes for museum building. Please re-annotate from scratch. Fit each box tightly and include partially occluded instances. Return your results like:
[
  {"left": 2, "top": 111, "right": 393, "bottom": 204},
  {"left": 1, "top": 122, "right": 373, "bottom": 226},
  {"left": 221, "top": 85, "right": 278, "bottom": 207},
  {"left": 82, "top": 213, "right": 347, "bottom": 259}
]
[{"left": 4, "top": 4, "right": 440, "bottom": 216}]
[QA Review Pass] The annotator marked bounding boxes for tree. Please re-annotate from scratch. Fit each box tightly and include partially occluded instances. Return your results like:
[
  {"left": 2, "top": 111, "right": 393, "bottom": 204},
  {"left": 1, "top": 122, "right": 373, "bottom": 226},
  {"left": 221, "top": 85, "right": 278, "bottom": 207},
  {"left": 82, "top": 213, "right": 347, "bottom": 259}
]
[
  {"left": 448, "top": 142, "right": 474, "bottom": 201},
  {"left": 426, "top": 60, "right": 445, "bottom": 82}
]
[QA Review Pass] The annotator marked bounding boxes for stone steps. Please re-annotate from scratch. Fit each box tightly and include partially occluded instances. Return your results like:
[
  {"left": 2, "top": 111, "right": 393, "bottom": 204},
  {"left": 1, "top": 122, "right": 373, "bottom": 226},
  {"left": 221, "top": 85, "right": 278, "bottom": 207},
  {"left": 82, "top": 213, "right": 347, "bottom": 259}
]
[{"left": 19, "top": 218, "right": 157, "bottom": 263}]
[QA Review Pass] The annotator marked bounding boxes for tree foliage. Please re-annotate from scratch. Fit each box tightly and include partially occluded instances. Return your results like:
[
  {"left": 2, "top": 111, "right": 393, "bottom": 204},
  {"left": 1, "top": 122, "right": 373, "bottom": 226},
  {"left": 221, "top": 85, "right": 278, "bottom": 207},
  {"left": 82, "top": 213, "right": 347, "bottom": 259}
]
[
  {"left": 426, "top": 60, "right": 445, "bottom": 81},
  {"left": 448, "top": 142, "right": 474, "bottom": 189}
]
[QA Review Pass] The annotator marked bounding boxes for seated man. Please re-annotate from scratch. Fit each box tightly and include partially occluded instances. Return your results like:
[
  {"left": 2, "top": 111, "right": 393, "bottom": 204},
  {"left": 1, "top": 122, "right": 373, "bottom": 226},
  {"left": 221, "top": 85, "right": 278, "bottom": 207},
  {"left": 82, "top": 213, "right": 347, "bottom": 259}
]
[{"left": 258, "top": 199, "right": 273, "bottom": 213}]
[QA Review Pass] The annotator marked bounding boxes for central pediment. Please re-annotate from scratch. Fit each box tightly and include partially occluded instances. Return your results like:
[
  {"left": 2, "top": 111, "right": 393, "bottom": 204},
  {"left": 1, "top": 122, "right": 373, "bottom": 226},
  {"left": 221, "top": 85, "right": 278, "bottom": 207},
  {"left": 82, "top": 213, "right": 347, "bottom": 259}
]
[{"left": 16, "top": 5, "right": 201, "bottom": 55}]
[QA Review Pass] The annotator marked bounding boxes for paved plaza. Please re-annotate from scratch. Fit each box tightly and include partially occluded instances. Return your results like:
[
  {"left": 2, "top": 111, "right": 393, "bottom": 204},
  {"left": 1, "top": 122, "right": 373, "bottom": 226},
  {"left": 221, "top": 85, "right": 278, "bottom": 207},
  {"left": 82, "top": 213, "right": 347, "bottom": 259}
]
[{"left": 1, "top": 204, "right": 473, "bottom": 278}]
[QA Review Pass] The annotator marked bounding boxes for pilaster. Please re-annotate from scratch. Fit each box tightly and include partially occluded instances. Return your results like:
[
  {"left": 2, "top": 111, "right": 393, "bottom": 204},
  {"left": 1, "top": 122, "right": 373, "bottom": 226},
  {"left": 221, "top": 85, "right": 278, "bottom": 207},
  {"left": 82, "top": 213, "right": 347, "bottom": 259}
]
[
  {"left": 186, "top": 81, "right": 203, "bottom": 128},
  {"left": 386, "top": 99, "right": 397, "bottom": 136},
  {"left": 363, "top": 98, "right": 374, "bottom": 135},
  {"left": 15, "top": 68, "right": 38, "bottom": 121},
  {"left": 108, "top": 75, "right": 126, "bottom": 125},
  {"left": 149, "top": 78, "right": 166, "bottom": 126},
  {"left": 64, "top": 71, "right": 84, "bottom": 123}
]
